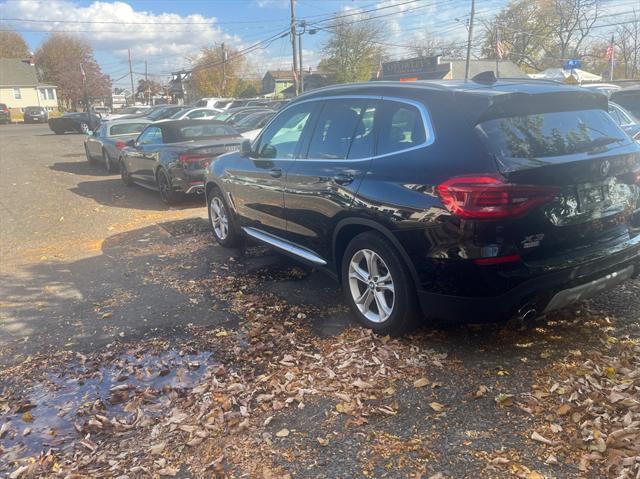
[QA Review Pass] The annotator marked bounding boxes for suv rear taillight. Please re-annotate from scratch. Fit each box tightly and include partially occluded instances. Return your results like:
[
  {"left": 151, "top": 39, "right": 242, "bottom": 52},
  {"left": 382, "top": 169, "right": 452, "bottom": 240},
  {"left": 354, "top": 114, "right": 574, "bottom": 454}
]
[
  {"left": 437, "top": 175, "right": 559, "bottom": 220},
  {"left": 115, "top": 140, "right": 126, "bottom": 150},
  {"left": 179, "top": 154, "right": 213, "bottom": 168}
]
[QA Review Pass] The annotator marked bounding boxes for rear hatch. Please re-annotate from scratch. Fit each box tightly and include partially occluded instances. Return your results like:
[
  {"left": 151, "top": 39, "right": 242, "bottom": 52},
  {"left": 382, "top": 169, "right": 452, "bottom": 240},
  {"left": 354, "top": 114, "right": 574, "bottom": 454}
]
[{"left": 472, "top": 90, "right": 640, "bottom": 265}]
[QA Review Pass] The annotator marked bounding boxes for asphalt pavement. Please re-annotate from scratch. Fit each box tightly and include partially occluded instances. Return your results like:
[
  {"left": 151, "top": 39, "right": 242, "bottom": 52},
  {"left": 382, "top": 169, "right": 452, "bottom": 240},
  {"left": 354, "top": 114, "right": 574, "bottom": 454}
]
[{"left": 0, "top": 122, "right": 639, "bottom": 478}]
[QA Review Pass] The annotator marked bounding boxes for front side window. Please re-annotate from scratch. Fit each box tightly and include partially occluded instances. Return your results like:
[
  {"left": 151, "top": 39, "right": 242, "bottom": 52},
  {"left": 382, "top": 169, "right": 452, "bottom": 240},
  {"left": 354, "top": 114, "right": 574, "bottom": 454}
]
[
  {"left": 137, "top": 126, "right": 163, "bottom": 145},
  {"left": 306, "top": 99, "right": 373, "bottom": 160},
  {"left": 13, "top": 88, "right": 21, "bottom": 99},
  {"left": 377, "top": 101, "right": 427, "bottom": 156},
  {"left": 255, "top": 103, "right": 314, "bottom": 159}
]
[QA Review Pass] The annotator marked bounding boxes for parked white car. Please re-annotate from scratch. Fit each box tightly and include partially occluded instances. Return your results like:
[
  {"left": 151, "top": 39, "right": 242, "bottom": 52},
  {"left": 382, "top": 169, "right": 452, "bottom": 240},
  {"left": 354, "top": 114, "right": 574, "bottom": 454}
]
[
  {"left": 168, "top": 107, "right": 221, "bottom": 121},
  {"left": 194, "top": 98, "right": 234, "bottom": 110}
]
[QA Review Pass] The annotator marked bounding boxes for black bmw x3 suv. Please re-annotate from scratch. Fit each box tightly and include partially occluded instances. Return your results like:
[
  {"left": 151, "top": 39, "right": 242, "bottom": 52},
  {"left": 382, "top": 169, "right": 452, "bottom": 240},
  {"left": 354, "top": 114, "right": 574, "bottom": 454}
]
[{"left": 205, "top": 79, "right": 640, "bottom": 335}]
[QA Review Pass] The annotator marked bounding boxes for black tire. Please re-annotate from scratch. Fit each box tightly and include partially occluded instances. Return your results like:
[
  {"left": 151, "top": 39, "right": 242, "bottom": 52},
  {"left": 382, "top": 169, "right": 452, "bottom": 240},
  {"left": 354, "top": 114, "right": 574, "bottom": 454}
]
[
  {"left": 120, "top": 158, "right": 134, "bottom": 186},
  {"left": 54, "top": 129, "right": 63, "bottom": 135},
  {"left": 102, "top": 149, "right": 114, "bottom": 173},
  {"left": 341, "top": 231, "right": 419, "bottom": 336},
  {"left": 208, "top": 187, "right": 242, "bottom": 247},
  {"left": 84, "top": 144, "right": 93, "bottom": 162},
  {"left": 157, "top": 170, "right": 182, "bottom": 205}
]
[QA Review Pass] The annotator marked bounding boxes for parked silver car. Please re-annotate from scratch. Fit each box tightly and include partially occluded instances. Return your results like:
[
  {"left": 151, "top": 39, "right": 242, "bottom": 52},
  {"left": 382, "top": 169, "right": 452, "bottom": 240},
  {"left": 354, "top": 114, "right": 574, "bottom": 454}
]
[{"left": 84, "top": 118, "right": 151, "bottom": 172}]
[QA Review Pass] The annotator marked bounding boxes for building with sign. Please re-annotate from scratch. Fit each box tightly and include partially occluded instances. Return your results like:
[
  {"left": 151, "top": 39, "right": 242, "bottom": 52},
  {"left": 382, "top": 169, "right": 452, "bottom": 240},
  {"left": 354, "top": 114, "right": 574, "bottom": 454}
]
[{"left": 378, "top": 55, "right": 526, "bottom": 81}]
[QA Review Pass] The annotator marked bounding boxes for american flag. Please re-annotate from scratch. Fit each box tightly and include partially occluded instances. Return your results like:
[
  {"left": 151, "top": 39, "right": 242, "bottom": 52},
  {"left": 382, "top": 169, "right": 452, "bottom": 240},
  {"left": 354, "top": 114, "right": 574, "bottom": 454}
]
[
  {"left": 606, "top": 36, "right": 614, "bottom": 61},
  {"left": 496, "top": 40, "right": 506, "bottom": 60}
]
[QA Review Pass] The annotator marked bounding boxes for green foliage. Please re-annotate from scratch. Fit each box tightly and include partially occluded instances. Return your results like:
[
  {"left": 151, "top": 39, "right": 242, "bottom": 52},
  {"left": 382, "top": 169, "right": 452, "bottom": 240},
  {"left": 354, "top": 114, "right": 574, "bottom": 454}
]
[{"left": 319, "top": 17, "right": 384, "bottom": 84}]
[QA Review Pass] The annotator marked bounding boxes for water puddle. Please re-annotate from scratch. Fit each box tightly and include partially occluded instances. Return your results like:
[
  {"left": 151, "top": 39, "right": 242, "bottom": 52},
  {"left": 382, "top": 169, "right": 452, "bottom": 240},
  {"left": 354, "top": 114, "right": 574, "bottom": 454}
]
[{"left": 0, "top": 349, "right": 216, "bottom": 464}]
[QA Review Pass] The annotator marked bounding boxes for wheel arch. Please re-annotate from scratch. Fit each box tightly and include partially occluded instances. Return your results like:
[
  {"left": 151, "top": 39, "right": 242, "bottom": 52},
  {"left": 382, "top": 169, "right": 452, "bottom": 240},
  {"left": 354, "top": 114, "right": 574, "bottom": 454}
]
[{"left": 332, "top": 218, "right": 420, "bottom": 287}]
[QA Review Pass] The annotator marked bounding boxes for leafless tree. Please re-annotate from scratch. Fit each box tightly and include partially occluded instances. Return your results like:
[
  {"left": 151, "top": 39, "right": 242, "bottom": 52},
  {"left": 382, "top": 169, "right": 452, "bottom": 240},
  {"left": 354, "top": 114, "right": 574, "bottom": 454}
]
[
  {"left": 615, "top": 10, "right": 639, "bottom": 78},
  {"left": 545, "top": 0, "right": 600, "bottom": 62}
]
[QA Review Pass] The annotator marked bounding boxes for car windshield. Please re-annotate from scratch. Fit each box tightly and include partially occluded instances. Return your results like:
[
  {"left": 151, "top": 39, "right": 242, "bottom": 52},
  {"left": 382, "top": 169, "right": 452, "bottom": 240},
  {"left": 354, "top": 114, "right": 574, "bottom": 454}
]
[
  {"left": 234, "top": 111, "right": 274, "bottom": 129},
  {"left": 169, "top": 123, "right": 238, "bottom": 141},
  {"left": 25, "top": 107, "right": 44, "bottom": 113},
  {"left": 476, "top": 109, "right": 628, "bottom": 159},
  {"left": 170, "top": 109, "right": 189, "bottom": 119},
  {"left": 119, "top": 107, "right": 143, "bottom": 114},
  {"left": 229, "top": 109, "right": 269, "bottom": 123},
  {"left": 109, "top": 122, "right": 149, "bottom": 136},
  {"left": 214, "top": 111, "right": 232, "bottom": 121}
]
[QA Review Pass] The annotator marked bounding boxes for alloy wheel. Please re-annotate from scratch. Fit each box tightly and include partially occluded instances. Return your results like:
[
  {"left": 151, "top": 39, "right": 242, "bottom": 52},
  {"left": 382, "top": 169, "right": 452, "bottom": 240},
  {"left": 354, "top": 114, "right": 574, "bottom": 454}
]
[
  {"left": 80, "top": 122, "right": 89, "bottom": 134},
  {"left": 348, "top": 249, "right": 395, "bottom": 323},
  {"left": 210, "top": 197, "right": 229, "bottom": 240}
]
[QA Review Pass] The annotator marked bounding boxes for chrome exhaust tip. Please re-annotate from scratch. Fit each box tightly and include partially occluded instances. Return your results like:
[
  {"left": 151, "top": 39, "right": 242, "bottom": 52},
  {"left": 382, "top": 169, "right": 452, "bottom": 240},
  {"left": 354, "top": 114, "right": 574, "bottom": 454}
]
[{"left": 517, "top": 304, "right": 538, "bottom": 322}]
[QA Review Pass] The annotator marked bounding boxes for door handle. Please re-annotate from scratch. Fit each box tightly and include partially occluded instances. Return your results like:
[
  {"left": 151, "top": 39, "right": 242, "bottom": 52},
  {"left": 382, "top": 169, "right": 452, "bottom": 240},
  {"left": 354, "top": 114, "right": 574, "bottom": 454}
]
[
  {"left": 333, "top": 173, "right": 354, "bottom": 185},
  {"left": 269, "top": 168, "right": 282, "bottom": 178}
]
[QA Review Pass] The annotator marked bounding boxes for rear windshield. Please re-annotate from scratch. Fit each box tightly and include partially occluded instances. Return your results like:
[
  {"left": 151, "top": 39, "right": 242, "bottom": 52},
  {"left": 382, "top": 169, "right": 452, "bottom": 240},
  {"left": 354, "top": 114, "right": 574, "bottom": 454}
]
[
  {"left": 476, "top": 109, "right": 625, "bottom": 159},
  {"left": 173, "top": 124, "right": 237, "bottom": 141},
  {"left": 110, "top": 122, "right": 148, "bottom": 136}
]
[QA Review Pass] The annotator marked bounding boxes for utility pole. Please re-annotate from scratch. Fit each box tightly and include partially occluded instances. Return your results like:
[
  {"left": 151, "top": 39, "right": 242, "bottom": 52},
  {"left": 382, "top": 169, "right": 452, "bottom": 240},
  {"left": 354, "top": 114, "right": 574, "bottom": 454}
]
[
  {"left": 464, "top": 0, "right": 475, "bottom": 81},
  {"left": 80, "top": 62, "right": 89, "bottom": 113},
  {"left": 609, "top": 34, "right": 615, "bottom": 82},
  {"left": 145, "top": 60, "right": 150, "bottom": 105},
  {"left": 298, "top": 20, "right": 305, "bottom": 94},
  {"left": 290, "top": 0, "right": 299, "bottom": 96},
  {"left": 495, "top": 25, "right": 499, "bottom": 78},
  {"left": 128, "top": 48, "right": 135, "bottom": 105},
  {"left": 221, "top": 42, "right": 227, "bottom": 96}
]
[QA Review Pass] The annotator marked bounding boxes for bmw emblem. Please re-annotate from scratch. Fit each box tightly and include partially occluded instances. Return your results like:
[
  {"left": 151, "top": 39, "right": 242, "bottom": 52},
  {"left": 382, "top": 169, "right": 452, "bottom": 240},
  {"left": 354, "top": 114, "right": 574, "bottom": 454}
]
[{"left": 600, "top": 159, "right": 611, "bottom": 177}]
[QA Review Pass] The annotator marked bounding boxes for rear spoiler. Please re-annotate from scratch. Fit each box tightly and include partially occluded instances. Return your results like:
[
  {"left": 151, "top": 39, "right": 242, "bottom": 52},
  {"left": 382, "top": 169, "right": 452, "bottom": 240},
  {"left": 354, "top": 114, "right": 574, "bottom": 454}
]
[{"left": 457, "top": 91, "right": 608, "bottom": 125}]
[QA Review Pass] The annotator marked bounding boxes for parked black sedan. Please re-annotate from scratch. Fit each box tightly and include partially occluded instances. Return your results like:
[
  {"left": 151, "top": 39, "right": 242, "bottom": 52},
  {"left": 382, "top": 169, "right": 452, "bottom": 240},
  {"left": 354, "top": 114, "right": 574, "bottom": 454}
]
[
  {"left": 48, "top": 112, "right": 101, "bottom": 134},
  {"left": 119, "top": 120, "right": 243, "bottom": 205}
]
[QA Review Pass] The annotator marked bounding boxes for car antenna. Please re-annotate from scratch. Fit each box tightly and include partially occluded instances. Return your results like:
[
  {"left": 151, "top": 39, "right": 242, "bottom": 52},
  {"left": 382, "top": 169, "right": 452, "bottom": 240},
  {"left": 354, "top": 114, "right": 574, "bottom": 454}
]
[{"left": 471, "top": 71, "right": 497, "bottom": 85}]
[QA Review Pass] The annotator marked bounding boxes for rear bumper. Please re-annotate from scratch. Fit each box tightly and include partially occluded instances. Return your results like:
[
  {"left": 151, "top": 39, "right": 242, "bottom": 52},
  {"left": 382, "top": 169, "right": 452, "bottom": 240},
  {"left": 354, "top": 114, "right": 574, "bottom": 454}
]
[
  {"left": 171, "top": 168, "right": 206, "bottom": 195},
  {"left": 416, "top": 234, "right": 640, "bottom": 322}
]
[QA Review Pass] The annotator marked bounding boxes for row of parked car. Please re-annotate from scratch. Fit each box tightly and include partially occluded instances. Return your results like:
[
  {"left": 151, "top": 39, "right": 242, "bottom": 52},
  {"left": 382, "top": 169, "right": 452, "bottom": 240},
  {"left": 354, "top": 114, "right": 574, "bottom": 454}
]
[
  {"left": 76, "top": 99, "right": 288, "bottom": 204},
  {"left": 48, "top": 80, "right": 640, "bottom": 335}
]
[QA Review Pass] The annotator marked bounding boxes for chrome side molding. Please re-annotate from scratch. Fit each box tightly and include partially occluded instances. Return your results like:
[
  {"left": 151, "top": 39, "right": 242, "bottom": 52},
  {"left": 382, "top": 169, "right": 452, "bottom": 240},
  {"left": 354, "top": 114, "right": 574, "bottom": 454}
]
[{"left": 242, "top": 227, "right": 327, "bottom": 266}]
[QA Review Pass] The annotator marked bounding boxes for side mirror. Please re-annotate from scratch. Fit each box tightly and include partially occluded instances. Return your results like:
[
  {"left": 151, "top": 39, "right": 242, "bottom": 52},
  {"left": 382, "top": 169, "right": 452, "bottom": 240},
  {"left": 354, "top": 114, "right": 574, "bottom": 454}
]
[
  {"left": 240, "top": 139, "right": 253, "bottom": 157},
  {"left": 260, "top": 144, "right": 277, "bottom": 159}
]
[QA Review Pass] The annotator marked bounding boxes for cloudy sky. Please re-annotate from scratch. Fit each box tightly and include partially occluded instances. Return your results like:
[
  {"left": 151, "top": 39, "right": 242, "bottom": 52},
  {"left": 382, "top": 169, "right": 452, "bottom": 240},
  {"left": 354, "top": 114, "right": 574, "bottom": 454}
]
[{"left": 1, "top": 0, "right": 637, "bottom": 89}]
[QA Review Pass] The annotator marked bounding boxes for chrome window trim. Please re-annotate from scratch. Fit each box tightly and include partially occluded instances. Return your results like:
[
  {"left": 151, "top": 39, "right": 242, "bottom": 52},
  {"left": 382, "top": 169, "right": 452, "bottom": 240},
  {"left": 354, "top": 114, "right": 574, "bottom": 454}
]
[{"left": 252, "top": 94, "right": 435, "bottom": 163}]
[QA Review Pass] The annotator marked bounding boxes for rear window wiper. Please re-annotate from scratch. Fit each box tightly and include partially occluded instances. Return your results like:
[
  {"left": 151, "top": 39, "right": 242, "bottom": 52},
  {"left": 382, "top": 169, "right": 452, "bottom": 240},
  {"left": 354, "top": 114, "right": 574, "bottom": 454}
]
[{"left": 574, "top": 136, "right": 626, "bottom": 153}]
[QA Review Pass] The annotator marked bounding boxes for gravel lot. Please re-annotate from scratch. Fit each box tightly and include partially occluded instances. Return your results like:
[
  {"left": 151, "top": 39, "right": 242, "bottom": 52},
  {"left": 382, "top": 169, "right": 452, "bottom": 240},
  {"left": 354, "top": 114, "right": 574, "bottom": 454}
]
[{"left": 0, "top": 123, "right": 638, "bottom": 478}]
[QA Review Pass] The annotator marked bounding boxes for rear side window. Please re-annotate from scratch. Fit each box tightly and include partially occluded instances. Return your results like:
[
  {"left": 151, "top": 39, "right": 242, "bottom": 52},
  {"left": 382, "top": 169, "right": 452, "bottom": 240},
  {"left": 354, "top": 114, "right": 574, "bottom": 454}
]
[
  {"left": 377, "top": 101, "right": 427, "bottom": 155},
  {"left": 476, "top": 109, "right": 625, "bottom": 158},
  {"left": 307, "top": 99, "right": 371, "bottom": 160}
]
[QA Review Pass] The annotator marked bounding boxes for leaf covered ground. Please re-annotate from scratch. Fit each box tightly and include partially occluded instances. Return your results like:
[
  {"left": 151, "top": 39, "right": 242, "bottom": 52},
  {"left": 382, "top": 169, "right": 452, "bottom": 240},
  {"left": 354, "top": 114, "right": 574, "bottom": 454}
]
[{"left": 1, "top": 221, "right": 639, "bottom": 478}]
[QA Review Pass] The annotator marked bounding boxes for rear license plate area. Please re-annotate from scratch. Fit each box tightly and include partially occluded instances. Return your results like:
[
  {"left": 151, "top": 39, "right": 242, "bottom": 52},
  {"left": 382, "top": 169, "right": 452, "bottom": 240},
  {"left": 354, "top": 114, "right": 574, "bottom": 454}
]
[{"left": 577, "top": 182, "right": 608, "bottom": 212}]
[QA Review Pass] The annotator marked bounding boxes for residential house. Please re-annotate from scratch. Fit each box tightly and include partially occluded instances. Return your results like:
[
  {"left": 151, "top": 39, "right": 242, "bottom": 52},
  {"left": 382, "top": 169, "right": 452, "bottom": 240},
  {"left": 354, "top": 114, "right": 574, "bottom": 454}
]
[
  {"left": 262, "top": 70, "right": 295, "bottom": 99},
  {"left": 0, "top": 58, "right": 58, "bottom": 115}
]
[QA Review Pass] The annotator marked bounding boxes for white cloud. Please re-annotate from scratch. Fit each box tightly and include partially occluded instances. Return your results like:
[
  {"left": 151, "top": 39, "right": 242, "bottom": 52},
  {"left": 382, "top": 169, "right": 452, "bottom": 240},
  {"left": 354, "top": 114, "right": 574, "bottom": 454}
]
[{"left": 3, "top": 0, "right": 242, "bottom": 72}]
